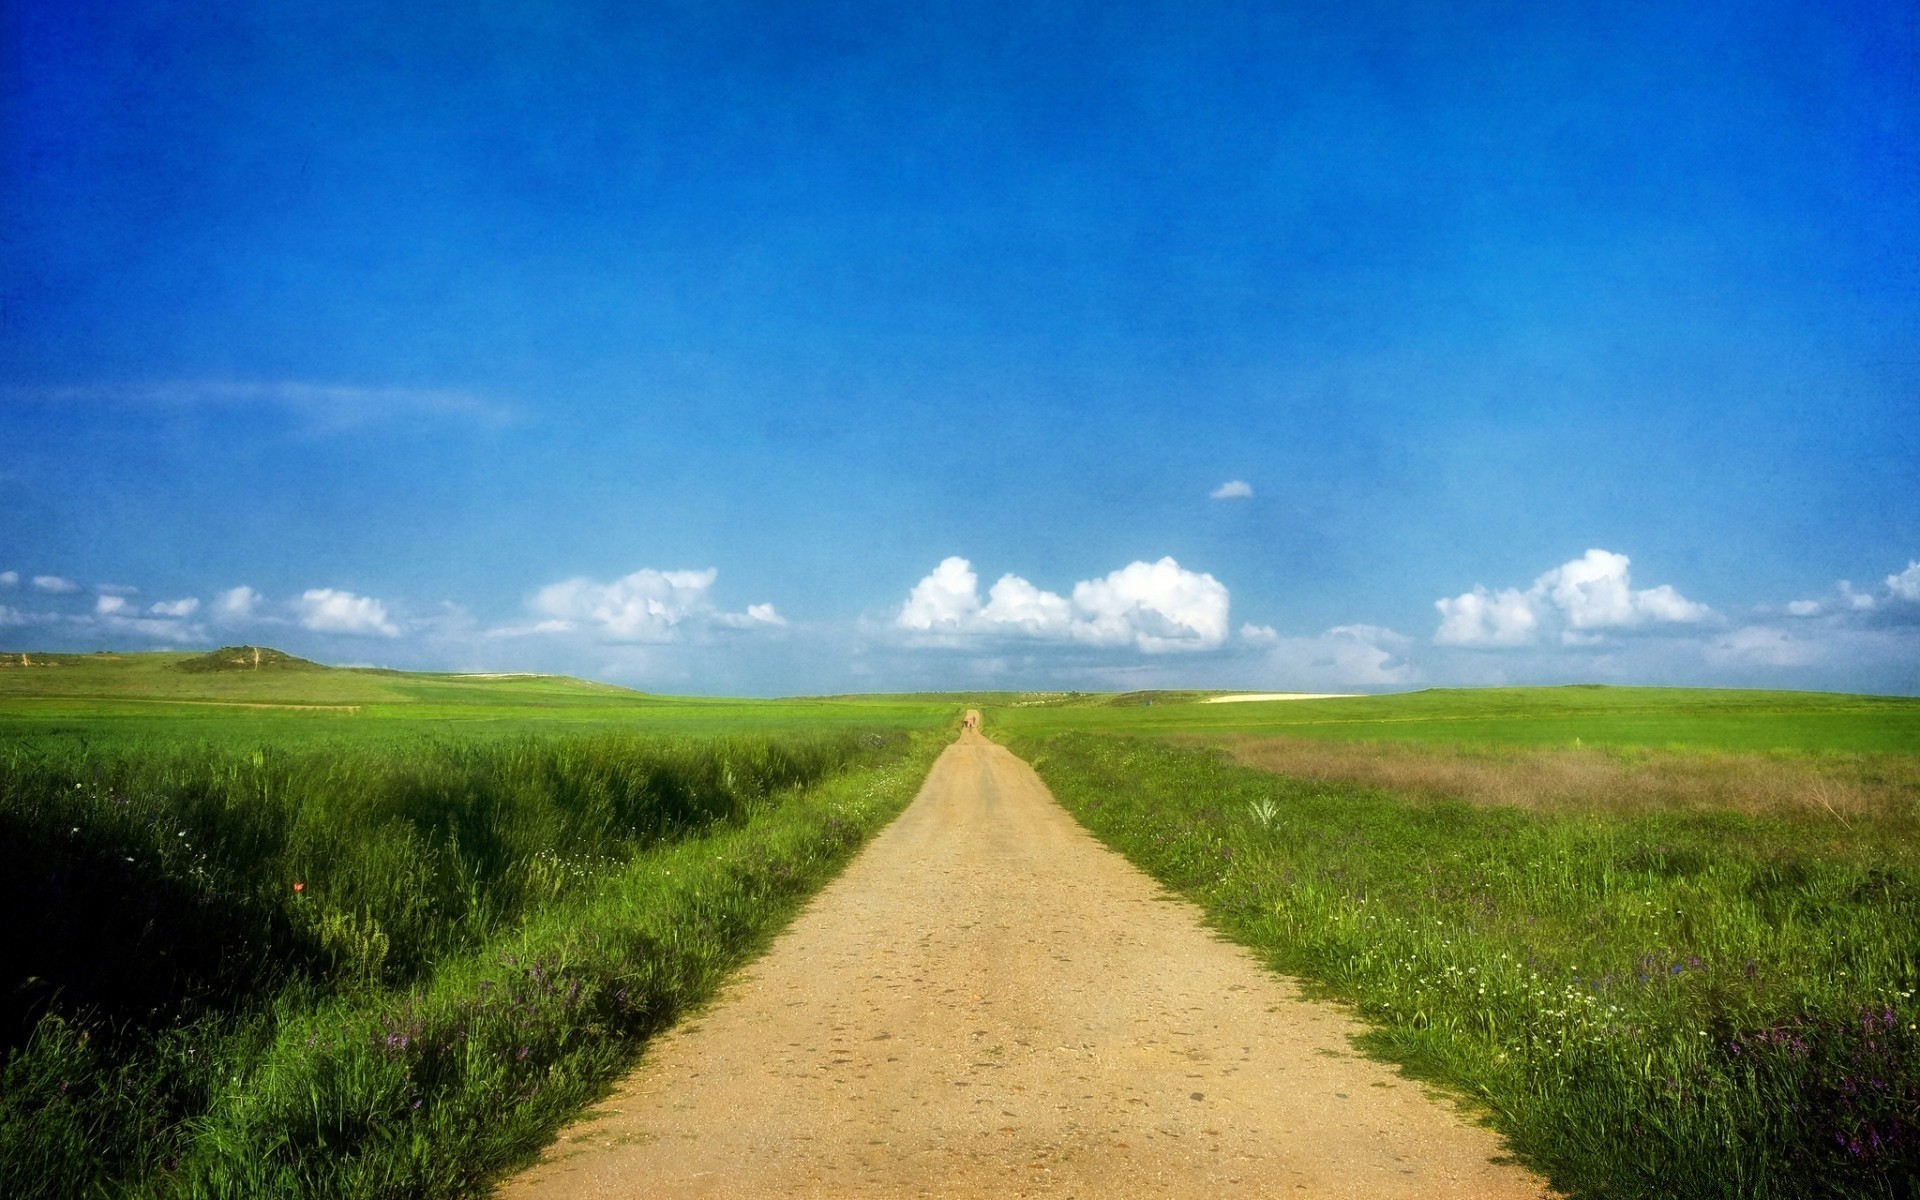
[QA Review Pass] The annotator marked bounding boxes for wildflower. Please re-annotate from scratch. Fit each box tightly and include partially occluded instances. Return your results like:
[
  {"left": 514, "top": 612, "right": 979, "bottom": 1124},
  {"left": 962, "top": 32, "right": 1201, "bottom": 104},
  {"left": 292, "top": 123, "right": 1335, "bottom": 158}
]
[{"left": 292, "top": 881, "right": 306, "bottom": 893}]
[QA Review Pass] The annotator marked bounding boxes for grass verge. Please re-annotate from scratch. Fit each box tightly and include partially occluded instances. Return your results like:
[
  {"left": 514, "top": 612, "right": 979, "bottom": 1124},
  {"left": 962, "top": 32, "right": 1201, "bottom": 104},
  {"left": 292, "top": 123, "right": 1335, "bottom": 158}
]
[
  {"left": 1015, "top": 731, "right": 1920, "bottom": 1199},
  {"left": 2, "top": 731, "right": 942, "bottom": 1197}
]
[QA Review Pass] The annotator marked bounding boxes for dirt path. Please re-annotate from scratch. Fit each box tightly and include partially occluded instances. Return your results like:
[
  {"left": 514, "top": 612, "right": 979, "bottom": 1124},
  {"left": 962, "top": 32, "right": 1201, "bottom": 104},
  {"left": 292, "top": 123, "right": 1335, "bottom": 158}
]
[{"left": 499, "top": 727, "right": 1553, "bottom": 1199}]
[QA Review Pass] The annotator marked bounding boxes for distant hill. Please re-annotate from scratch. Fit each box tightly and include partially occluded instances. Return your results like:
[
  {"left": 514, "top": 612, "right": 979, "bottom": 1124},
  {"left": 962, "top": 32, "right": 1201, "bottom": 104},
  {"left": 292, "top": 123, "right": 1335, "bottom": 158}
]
[{"left": 175, "top": 645, "right": 323, "bottom": 673}]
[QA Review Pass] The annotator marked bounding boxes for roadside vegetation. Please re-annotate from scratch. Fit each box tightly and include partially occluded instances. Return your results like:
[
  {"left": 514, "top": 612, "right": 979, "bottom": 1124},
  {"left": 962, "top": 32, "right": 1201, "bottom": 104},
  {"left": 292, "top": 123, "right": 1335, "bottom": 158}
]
[
  {"left": 0, "top": 725, "right": 942, "bottom": 1198},
  {"left": 1014, "top": 728, "right": 1919, "bottom": 1198}
]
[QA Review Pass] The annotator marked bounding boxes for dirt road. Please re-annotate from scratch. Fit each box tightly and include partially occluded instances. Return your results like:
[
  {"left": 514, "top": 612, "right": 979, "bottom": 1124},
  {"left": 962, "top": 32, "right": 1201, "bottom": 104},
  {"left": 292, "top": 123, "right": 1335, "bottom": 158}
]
[{"left": 500, "top": 726, "right": 1552, "bottom": 1199}]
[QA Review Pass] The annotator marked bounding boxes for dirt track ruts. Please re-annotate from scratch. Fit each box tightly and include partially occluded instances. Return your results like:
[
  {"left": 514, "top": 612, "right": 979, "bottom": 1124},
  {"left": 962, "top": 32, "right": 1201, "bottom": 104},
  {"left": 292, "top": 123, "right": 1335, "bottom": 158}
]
[{"left": 499, "top": 725, "right": 1553, "bottom": 1198}]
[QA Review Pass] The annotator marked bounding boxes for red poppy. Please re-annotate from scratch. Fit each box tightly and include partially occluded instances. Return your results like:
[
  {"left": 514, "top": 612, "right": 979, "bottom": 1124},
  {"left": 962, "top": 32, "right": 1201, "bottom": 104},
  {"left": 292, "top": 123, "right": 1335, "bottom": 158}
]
[{"left": 292, "top": 881, "right": 305, "bottom": 893}]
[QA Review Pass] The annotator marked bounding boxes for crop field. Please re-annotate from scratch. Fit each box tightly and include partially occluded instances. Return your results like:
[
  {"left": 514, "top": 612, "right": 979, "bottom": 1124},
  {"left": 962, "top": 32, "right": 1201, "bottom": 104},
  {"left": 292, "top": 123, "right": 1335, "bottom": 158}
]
[
  {"left": 0, "top": 650, "right": 952, "bottom": 1198},
  {"left": 1001, "top": 688, "right": 1920, "bottom": 1198}
]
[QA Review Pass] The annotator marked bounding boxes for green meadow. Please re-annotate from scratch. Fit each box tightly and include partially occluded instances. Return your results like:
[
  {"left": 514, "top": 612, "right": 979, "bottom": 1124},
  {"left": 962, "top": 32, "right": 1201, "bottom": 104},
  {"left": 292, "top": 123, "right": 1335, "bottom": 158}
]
[
  {"left": 999, "top": 687, "right": 1920, "bottom": 1198},
  {"left": 5, "top": 651, "right": 1918, "bottom": 1197},
  {"left": 0, "top": 648, "right": 959, "bottom": 744},
  {"left": 0, "top": 649, "right": 953, "bottom": 1198},
  {"left": 993, "top": 684, "right": 1920, "bottom": 754}
]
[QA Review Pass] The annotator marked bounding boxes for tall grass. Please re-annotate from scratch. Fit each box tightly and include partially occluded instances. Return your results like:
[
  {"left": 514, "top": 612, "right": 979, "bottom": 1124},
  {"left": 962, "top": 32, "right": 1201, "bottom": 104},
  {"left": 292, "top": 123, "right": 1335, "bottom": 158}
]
[
  {"left": 1018, "top": 732, "right": 1920, "bottom": 1199},
  {"left": 1, "top": 729, "right": 937, "bottom": 1197}
]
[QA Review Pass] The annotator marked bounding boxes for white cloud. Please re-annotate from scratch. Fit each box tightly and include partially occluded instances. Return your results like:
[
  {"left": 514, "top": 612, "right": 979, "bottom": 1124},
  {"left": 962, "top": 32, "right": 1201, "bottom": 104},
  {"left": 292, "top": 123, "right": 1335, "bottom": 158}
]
[
  {"left": 532, "top": 568, "right": 715, "bottom": 642},
  {"left": 509, "top": 568, "right": 779, "bottom": 643},
  {"left": 150, "top": 598, "right": 200, "bottom": 618},
  {"left": 894, "top": 556, "right": 1230, "bottom": 653},
  {"left": 95, "top": 595, "right": 129, "bottom": 615},
  {"left": 1785, "top": 581, "right": 1877, "bottom": 618},
  {"left": 297, "top": 588, "right": 399, "bottom": 637},
  {"left": 1245, "top": 623, "right": 1419, "bottom": 688},
  {"left": 215, "top": 586, "right": 262, "bottom": 619},
  {"left": 1210, "top": 480, "right": 1254, "bottom": 500},
  {"left": 1434, "top": 550, "right": 1709, "bottom": 647},
  {"left": 981, "top": 573, "right": 1076, "bottom": 635},
  {"left": 898, "top": 557, "right": 982, "bottom": 631},
  {"left": 14, "top": 379, "right": 512, "bottom": 434},
  {"left": 32, "top": 575, "right": 79, "bottom": 594},
  {"left": 1889, "top": 562, "right": 1920, "bottom": 603},
  {"left": 1434, "top": 585, "right": 1539, "bottom": 647},
  {"left": 1538, "top": 550, "right": 1710, "bottom": 628},
  {"left": 1072, "top": 559, "right": 1231, "bottom": 650},
  {"left": 0, "top": 572, "right": 16, "bottom": 587},
  {"left": 1706, "top": 625, "right": 1824, "bottom": 668}
]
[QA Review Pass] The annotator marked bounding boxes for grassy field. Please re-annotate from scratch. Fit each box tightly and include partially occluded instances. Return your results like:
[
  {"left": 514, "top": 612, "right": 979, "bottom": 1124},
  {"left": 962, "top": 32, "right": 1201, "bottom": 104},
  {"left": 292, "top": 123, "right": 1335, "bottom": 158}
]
[
  {"left": 999, "top": 687, "right": 1920, "bottom": 1199},
  {"left": 0, "top": 648, "right": 959, "bottom": 746},
  {"left": 0, "top": 650, "right": 953, "bottom": 1198},
  {"left": 993, "top": 685, "right": 1920, "bottom": 754},
  {"left": 9, "top": 653, "right": 1920, "bottom": 1197}
]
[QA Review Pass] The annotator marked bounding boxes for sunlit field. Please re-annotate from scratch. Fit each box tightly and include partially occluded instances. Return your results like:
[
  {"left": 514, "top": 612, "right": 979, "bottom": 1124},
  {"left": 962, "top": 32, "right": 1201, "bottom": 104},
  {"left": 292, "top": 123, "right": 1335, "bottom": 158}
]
[
  {"left": 1001, "top": 688, "right": 1920, "bottom": 1198},
  {"left": 0, "top": 650, "right": 951, "bottom": 1198},
  {"left": 8, "top": 654, "right": 1919, "bottom": 1197}
]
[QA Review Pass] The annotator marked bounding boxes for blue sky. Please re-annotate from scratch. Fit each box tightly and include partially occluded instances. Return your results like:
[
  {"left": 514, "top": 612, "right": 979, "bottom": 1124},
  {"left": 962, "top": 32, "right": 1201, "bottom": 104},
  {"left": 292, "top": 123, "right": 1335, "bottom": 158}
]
[{"left": 3, "top": 0, "right": 1916, "bottom": 695}]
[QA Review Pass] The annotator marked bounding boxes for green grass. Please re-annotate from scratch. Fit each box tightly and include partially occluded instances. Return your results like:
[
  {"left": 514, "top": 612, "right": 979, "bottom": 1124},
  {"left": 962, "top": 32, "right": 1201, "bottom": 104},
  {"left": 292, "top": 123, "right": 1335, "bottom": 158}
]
[
  {"left": 1009, "top": 730, "right": 1920, "bottom": 1198},
  {"left": 993, "top": 685, "right": 1920, "bottom": 755},
  {"left": 13, "top": 657, "right": 1920, "bottom": 1196},
  {"left": 0, "top": 649, "right": 960, "bottom": 747},
  {"left": 0, "top": 651, "right": 952, "bottom": 1198}
]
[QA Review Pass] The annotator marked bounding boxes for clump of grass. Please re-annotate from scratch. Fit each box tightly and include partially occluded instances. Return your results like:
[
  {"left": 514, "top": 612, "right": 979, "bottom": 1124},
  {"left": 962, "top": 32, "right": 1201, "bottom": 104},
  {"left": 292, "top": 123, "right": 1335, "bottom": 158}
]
[
  {"left": 0, "top": 729, "right": 936, "bottom": 1198},
  {"left": 1020, "top": 732, "right": 1920, "bottom": 1199}
]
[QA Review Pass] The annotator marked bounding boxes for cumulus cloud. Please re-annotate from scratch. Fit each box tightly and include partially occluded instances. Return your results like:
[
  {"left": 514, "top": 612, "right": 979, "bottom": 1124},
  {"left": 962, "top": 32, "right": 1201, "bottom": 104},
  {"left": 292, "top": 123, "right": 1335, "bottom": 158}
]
[
  {"left": 215, "top": 586, "right": 263, "bottom": 619},
  {"left": 743, "top": 602, "right": 786, "bottom": 626},
  {"left": 95, "top": 595, "right": 129, "bottom": 615},
  {"left": 1435, "top": 550, "right": 1709, "bottom": 647},
  {"left": 1210, "top": 480, "right": 1254, "bottom": 500},
  {"left": 1434, "top": 586, "right": 1540, "bottom": 647},
  {"left": 503, "top": 568, "right": 780, "bottom": 643},
  {"left": 898, "top": 558, "right": 982, "bottom": 630},
  {"left": 297, "top": 588, "right": 399, "bottom": 637},
  {"left": 1783, "top": 580, "right": 1878, "bottom": 618},
  {"left": 150, "top": 598, "right": 200, "bottom": 618},
  {"left": 0, "top": 571, "right": 17, "bottom": 587},
  {"left": 32, "top": 575, "right": 79, "bottom": 594},
  {"left": 895, "top": 556, "right": 1229, "bottom": 652},
  {"left": 1889, "top": 562, "right": 1920, "bottom": 603}
]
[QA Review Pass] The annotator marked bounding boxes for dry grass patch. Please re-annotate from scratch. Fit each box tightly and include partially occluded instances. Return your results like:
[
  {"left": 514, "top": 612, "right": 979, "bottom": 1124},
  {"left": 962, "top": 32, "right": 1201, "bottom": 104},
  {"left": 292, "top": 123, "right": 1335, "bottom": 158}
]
[{"left": 1213, "top": 735, "right": 1920, "bottom": 827}]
